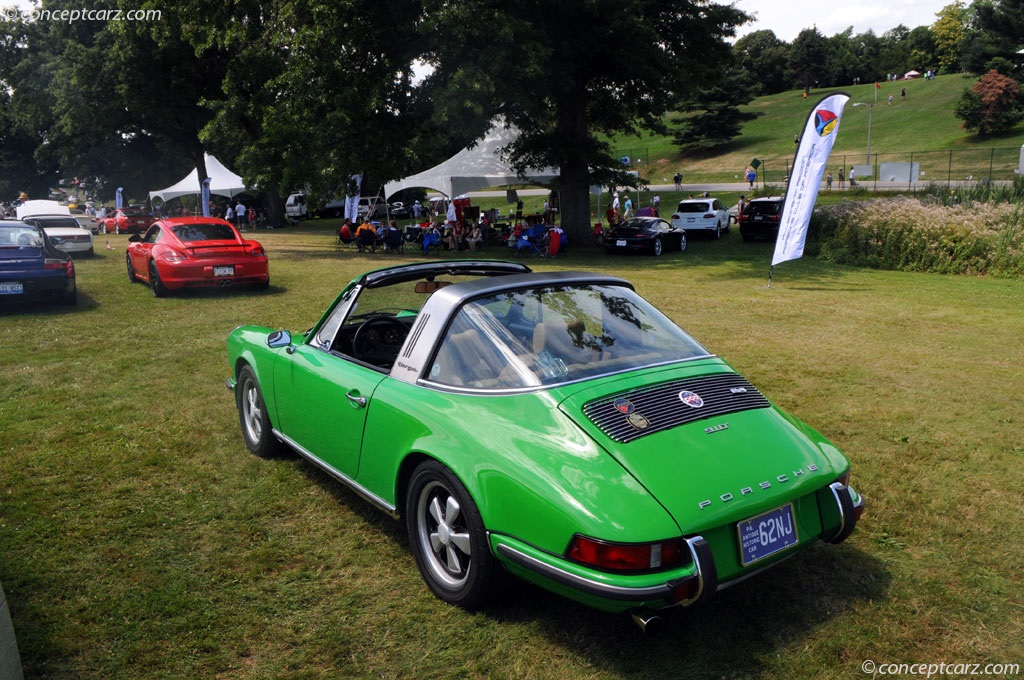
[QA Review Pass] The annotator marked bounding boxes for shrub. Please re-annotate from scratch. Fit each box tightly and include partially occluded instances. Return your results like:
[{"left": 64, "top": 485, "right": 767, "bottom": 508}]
[{"left": 810, "top": 196, "right": 1024, "bottom": 277}]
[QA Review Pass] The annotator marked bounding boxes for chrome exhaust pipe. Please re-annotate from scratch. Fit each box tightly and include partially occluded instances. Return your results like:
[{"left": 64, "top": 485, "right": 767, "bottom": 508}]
[{"left": 630, "top": 608, "right": 664, "bottom": 636}]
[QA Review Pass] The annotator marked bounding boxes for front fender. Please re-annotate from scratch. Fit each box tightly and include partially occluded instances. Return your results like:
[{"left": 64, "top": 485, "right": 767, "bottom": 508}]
[{"left": 227, "top": 325, "right": 289, "bottom": 427}]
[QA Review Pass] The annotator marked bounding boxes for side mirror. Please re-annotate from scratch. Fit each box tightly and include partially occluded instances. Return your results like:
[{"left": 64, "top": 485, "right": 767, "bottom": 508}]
[
  {"left": 267, "top": 330, "right": 292, "bottom": 349},
  {"left": 127, "top": 234, "right": 142, "bottom": 243}
]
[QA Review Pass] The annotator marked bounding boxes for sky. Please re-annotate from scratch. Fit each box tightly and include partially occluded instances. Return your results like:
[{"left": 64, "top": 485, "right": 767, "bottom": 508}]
[{"left": 732, "top": 0, "right": 953, "bottom": 42}]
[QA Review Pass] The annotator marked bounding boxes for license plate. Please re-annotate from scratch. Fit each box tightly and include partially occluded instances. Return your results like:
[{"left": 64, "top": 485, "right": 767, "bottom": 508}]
[
  {"left": 0, "top": 282, "right": 23, "bottom": 295},
  {"left": 213, "top": 266, "right": 235, "bottom": 277},
  {"left": 616, "top": 239, "right": 627, "bottom": 247},
  {"left": 686, "top": 217, "right": 696, "bottom": 223},
  {"left": 754, "top": 215, "right": 764, "bottom": 221},
  {"left": 737, "top": 503, "right": 798, "bottom": 566}
]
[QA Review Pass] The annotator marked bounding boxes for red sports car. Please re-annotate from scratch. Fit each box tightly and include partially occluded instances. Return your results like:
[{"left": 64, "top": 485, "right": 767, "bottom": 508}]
[
  {"left": 126, "top": 217, "right": 269, "bottom": 296},
  {"left": 100, "top": 208, "right": 153, "bottom": 234}
]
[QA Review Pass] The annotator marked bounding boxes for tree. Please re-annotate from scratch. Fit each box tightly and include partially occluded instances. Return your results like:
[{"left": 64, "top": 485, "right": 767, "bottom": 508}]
[
  {"left": 733, "top": 30, "right": 790, "bottom": 95},
  {"left": 966, "top": 0, "right": 1024, "bottom": 77},
  {"left": 954, "top": 69, "right": 1024, "bottom": 135},
  {"left": 423, "top": 0, "right": 747, "bottom": 242},
  {"left": 788, "top": 28, "right": 830, "bottom": 91},
  {"left": 672, "top": 67, "right": 760, "bottom": 151},
  {"left": 932, "top": 1, "right": 968, "bottom": 73}
]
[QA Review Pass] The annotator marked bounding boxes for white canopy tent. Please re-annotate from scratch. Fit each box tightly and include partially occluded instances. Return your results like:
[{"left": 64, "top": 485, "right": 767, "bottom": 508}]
[
  {"left": 384, "top": 120, "right": 559, "bottom": 199},
  {"left": 148, "top": 154, "right": 251, "bottom": 202}
]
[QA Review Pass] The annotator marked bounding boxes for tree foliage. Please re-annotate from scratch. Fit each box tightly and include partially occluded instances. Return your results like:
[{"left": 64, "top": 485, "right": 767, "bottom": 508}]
[
  {"left": 733, "top": 30, "right": 790, "bottom": 95},
  {"left": 672, "top": 68, "right": 760, "bottom": 151},
  {"left": 932, "top": 1, "right": 968, "bottom": 73},
  {"left": 954, "top": 69, "right": 1024, "bottom": 135}
]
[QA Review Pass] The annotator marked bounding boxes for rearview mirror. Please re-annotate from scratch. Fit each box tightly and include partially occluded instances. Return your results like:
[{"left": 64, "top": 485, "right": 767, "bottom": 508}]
[{"left": 414, "top": 280, "right": 452, "bottom": 294}]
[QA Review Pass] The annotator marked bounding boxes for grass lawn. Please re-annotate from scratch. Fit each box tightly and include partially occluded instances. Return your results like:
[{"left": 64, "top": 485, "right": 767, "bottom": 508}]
[{"left": 1, "top": 222, "right": 1022, "bottom": 678}]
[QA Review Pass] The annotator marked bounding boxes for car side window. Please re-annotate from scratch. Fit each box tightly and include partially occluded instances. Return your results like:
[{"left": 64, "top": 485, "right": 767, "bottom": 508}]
[{"left": 143, "top": 225, "right": 161, "bottom": 244}]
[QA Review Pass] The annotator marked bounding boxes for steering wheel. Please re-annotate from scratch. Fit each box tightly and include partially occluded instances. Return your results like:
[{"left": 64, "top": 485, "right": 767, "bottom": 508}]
[{"left": 351, "top": 316, "right": 408, "bottom": 365}]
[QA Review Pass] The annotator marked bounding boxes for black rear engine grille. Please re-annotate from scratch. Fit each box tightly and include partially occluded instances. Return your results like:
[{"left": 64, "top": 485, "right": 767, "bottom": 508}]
[{"left": 582, "top": 372, "right": 770, "bottom": 443}]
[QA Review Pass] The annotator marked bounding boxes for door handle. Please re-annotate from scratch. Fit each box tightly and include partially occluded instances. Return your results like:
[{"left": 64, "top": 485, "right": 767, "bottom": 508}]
[{"left": 346, "top": 392, "right": 367, "bottom": 408}]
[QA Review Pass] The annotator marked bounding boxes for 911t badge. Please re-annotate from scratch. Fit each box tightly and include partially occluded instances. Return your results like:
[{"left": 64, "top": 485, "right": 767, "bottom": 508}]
[{"left": 678, "top": 390, "right": 704, "bottom": 408}]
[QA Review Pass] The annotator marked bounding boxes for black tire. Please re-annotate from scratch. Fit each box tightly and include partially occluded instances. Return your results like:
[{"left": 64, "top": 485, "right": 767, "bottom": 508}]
[
  {"left": 679, "top": 233, "right": 687, "bottom": 253},
  {"left": 149, "top": 261, "right": 167, "bottom": 297},
  {"left": 115, "top": 225, "right": 121, "bottom": 235},
  {"left": 235, "top": 365, "right": 285, "bottom": 458},
  {"left": 652, "top": 238, "right": 663, "bottom": 256},
  {"left": 714, "top": 222, "right": 722, "bottom": 240},
  {"left": 406, "top": 460, "right": 501, "bottom": 610},
  {"left": 126, "top": 254, "right": 138, "bottom": 283}
]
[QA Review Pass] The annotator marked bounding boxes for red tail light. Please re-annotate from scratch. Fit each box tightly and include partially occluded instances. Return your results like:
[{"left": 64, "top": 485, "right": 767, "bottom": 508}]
[
  {"left": 158, "top": 249, "right": 188, "bottom": 263},
  {"left": 45, "top": 259, "right": 75, "bottom": 278},
  {"left": 703, "top": 213, "right": 715, "bottom": 219},
  {"left": 567, "top": 535, "right": 691, "bottom": 573},
  {"left": 248, "top": 245, "right": 266, "bottom": 257}
]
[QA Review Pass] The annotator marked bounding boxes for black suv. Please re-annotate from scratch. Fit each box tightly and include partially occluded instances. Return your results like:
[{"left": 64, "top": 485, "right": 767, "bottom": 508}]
[{"left": 738, "top": 196, "right": 784, "bottom": 241}]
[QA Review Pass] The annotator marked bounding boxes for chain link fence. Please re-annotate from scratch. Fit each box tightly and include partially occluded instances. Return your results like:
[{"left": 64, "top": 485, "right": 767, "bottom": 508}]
[{"left": 747, "top": 147, "right": 1024, "bottom": 190}]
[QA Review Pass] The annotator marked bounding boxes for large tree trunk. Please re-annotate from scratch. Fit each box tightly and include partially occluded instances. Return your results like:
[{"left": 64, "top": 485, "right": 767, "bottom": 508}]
[{"left": 555, "top": 90, "right": 594, "bottom": 246}]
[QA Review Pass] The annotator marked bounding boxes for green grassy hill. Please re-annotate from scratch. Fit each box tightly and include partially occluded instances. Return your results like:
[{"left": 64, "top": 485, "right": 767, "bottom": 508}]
[{"left": 611, "top": 74, "right": 1024, "bottom": 185}]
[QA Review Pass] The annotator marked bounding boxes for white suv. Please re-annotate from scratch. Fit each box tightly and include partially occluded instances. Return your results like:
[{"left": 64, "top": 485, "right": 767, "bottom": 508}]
[{"left": 669, "top": 198, "right": 730, "bottom": 239}]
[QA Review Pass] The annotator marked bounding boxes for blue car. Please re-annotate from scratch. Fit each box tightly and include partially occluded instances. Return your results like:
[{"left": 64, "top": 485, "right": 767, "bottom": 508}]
[{"left": 0, "top": 220, "right": 77, "bottom": 306}]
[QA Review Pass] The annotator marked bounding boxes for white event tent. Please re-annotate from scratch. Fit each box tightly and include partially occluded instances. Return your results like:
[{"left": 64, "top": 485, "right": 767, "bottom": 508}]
[
  {"left": 383, "top": 120, "right": 559, "bottom": 199},
  {"left": 148, "top": 153, "right": 251, "bottom": 202}
]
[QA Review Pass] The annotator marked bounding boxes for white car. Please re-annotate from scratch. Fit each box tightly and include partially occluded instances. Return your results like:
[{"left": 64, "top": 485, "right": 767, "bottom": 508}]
[
  {"left": 16, "top": 200, "right": 95, "bottom": 256},
  {"left": 670, "top": 198, "right": 731, "bottom": 239}
]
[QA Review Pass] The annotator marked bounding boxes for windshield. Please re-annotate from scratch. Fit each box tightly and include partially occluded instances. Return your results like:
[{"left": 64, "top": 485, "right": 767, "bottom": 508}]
[{"left": 426, "top": 284, "right": 709, "bottom": 390}]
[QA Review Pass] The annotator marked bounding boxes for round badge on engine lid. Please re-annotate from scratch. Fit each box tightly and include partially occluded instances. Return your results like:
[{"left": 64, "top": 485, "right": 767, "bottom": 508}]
[{"left": 678, "top": 390, "right": 704, "bottom": 408}]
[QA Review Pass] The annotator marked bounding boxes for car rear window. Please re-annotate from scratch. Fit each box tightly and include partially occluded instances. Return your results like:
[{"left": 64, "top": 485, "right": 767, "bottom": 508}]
[
  {"left": 30, "top": 217, "right": 80, "bottom": 229},
  {"left": 676, "top": 202, "right": 710, "bottom": 213},
  {"left": 171, "top": 223, "right": 238, "bottom": 242},
  {"left": 0, "top": 225, "right": 44, "bottom": 246},
  {"left": 747, "top": 201, "right": 781, "bottom": 214}
]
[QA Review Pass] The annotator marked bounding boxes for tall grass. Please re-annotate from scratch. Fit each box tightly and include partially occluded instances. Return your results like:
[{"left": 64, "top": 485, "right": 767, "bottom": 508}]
[{"left": 810, "top": 196, "right": 1024, "bottom": 277}]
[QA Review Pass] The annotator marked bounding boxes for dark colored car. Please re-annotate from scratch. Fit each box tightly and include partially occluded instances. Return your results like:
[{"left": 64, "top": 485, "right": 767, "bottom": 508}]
[
  {"left": 738, "top": 197, "right": 784, "bottom": 241},
  {"left": 0, "top": 220, "right": 77, "bottom": 306},
  {"left": 605, "top": 217, "right": 687, "bottom": 256}
]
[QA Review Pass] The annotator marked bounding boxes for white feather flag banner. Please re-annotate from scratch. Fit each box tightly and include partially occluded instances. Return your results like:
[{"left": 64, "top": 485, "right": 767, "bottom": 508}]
[{"left": 772, "top": 93, "right": 850, "bottom": 267}]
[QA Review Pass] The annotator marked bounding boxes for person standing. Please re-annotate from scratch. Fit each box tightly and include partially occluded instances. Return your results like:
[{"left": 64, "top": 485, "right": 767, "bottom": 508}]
[
  {"left": 623, "top": 195, "right": 633, "bottom": 219},
  {"left": 826, "top": 172, "right": 833, "bottom": 191},
  {"left": 838, "top": 168, "right": 845, "bottom": 189},
  {"left": 745, "top": 167, "right": 756, "bottom": 189},
  {"left": 225, "top": 204, "right": 234, "bottom": 223},
  {"left": 849, "top": 167, "right": 856, "bottom": 187},
  {"left": 235, "top": 199, "right": 247, "bottom": 229},
  {"left": 673, "top": 172, "right": 682, "bottom": 191}
]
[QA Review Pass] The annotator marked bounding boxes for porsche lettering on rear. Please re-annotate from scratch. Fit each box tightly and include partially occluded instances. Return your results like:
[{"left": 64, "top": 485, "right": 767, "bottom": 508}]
[{"left": 697, "top": 464, "right": 820, "bottom": 509}]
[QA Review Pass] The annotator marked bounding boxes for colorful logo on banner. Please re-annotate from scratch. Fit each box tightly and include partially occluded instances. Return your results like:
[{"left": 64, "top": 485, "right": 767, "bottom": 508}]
[{"left": 815, "top": 109, "right": 839, "bottom": 137}]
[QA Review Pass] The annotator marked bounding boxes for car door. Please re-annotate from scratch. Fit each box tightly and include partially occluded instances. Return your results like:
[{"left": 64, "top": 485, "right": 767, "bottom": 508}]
[
  {"left": 273, "top": 336, "right": 386, "bottom": 480},
  {"left": 130, "top": 224, "right": 161, "bottom": 276}
]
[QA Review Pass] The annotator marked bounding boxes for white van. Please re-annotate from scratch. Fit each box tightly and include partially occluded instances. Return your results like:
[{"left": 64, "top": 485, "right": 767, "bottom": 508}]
[{"left": 284, "top": 192, "right": 346, "bottom": 219}]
